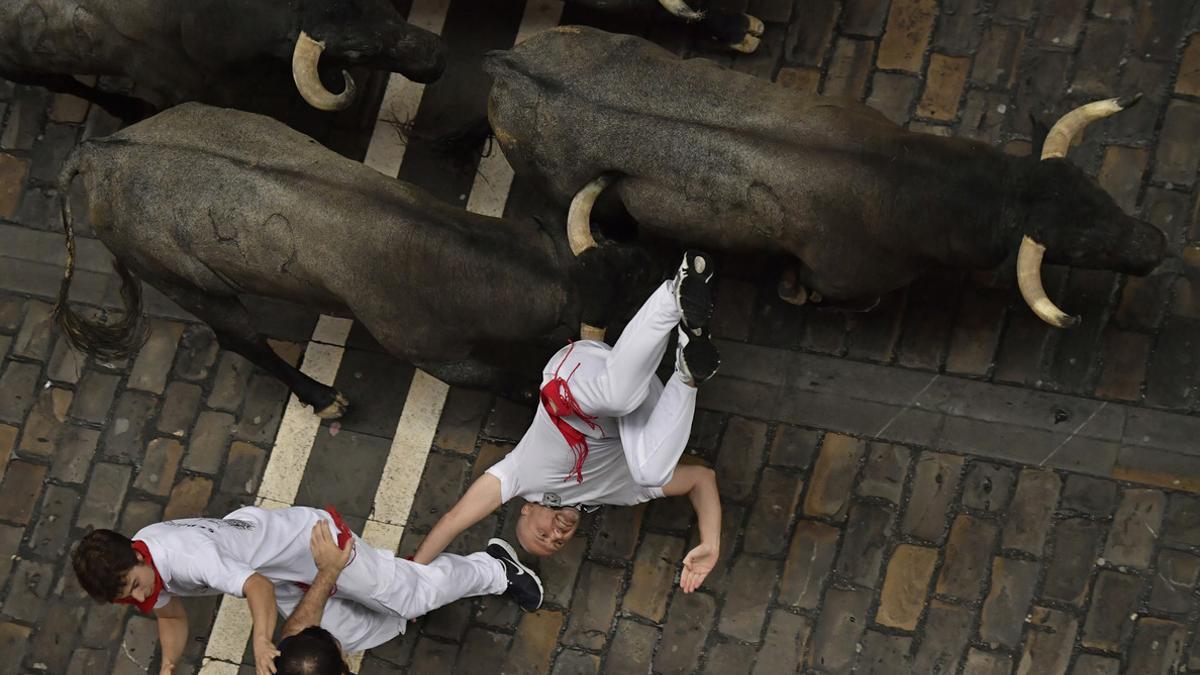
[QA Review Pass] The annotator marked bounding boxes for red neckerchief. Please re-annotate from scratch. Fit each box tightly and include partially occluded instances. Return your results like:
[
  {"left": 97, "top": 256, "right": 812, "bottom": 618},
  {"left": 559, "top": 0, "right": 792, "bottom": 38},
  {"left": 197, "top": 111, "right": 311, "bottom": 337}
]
[
  {"left": 294, "top": 506, "right": 352, "bottom": 596},
  {"left": 115, "top": 541, "right": 163, "bottom": 614},
  {"left": 539, "top": 341, "right": 600, "bottom": 484}
]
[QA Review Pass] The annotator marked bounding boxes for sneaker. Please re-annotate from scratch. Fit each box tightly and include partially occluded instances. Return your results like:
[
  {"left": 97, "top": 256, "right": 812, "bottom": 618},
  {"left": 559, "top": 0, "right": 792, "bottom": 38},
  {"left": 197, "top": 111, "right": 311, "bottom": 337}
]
[
  {"left": 673, "top": 250, "right": 716, "bottom": 331},
  {"left": 676, "top": 326, "right": 720, "bottom": 385},
  {"left": 486, "top": 538, "right": 544, "bottom": 612}
]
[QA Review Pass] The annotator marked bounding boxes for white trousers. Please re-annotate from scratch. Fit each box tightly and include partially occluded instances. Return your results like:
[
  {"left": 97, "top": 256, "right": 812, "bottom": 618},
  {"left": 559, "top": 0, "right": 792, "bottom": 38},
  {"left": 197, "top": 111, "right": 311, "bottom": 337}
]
[{"left": 567, "top": 281, "right": 697, "bottom": 488}]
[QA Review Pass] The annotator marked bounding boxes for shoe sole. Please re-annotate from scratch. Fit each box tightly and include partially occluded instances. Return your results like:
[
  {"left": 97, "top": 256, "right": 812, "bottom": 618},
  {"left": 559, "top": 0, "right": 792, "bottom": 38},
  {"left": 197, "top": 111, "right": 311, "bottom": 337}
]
[
  {"left": 680, "top": 334, "right": 721, "bottom": 384},
  {"left": 488, "top": 538, "right": 544, "bottom": 611}
]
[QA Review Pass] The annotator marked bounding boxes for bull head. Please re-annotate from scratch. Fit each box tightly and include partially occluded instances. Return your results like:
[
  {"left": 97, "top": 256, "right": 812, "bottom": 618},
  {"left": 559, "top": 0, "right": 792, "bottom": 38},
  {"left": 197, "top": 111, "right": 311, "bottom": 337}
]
[{"left": 1017, "top": 95, "right": 1166, "bottom": 328}]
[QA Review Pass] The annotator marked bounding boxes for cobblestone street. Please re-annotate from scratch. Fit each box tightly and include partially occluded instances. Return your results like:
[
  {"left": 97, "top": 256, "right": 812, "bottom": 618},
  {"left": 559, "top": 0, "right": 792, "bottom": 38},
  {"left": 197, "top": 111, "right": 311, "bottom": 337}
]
[{"left": 1, "top": 0, "right": 1200, "bottom": 673}]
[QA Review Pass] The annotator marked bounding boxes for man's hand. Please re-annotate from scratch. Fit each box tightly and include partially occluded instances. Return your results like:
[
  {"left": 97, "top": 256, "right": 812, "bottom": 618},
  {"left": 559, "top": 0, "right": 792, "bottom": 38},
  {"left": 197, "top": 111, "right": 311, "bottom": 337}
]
[
  {"left": 311, "top": 522, "right": 354, "bottom": 572},
  {"left": 680, "top": 541, "right": 718, "bottom": 593},
  {"left": 158, "top": 660, "right": 175, "bottom": 675},
  {"left": 253, "top": 635, "right": 280, "bottom": 675}
]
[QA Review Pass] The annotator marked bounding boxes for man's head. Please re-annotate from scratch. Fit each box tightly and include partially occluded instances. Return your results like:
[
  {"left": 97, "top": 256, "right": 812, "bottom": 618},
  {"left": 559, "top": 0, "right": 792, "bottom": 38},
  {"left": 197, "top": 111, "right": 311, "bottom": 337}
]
[
  {"left": 515, "top": 503, "right": 581, "bottom": 556},
  {"left": 276, "top": 626, "right": 350, "bottom": 675},
  {"left": 71, "top": 529, "right": 156, "bottom": 603}
]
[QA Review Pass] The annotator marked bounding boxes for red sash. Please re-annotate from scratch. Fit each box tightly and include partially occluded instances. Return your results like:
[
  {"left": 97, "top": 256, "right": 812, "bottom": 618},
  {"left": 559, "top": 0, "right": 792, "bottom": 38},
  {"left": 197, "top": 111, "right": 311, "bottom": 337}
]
[
  {"left": 540, "top": 341, "right": 600, "bottom": 484},
  {"left": 115, "top": 541, "right": 163, "bottom": 614}
]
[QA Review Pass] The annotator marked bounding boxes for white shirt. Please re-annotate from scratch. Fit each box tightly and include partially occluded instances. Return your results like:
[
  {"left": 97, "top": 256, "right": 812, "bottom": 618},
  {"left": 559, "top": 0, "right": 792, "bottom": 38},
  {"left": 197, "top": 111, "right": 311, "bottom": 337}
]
[{"left": 487, "top": 341, "right": 665, "bottom": 507}]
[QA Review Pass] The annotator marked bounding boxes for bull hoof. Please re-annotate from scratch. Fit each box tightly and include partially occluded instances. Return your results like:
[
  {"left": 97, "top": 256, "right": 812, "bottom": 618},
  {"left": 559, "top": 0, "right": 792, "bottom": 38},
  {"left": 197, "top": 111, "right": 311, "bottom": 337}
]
[
  {"left": 315, "top": 393, "right": 350, "bottom": 420},
  {"left": 729, "top": 15, "right": 764, "bottom": 53},
  {"left": 777, "top": 270, "right": 809, "bottom": 305}
]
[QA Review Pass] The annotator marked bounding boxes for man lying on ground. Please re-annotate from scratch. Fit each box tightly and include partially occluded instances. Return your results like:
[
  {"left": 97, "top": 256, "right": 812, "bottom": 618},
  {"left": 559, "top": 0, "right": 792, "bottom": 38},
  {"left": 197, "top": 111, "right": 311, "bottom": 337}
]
[
  {"left": 414, "top": 251, "right": 724, "bottom": 593},
  {"left": 72, "top": 505, "right": 541, "bottom": 675}
]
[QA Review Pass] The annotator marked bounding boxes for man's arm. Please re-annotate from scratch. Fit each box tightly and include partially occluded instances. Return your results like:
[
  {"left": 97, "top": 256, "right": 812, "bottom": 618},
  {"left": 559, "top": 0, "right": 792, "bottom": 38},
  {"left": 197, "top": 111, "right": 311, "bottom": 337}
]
[
  {"left": 243, "top": 573, "right": 280, "bottom": 675},
  {"left": 662, "top": 464, "right": 721, "bottom": 593},
  {"left": 413, "top": 474, "right": 503, "bottom": 564},
  {"left": 154, "top": 597, "right": 188, "bottom": 675},
  {"left": 280, "top": 522, "right": 355, "bottom": 639}
]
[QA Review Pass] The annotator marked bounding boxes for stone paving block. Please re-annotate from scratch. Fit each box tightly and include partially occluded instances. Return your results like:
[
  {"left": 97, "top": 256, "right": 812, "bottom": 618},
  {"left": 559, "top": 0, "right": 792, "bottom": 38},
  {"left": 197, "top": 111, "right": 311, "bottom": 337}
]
[
  {"left": 3, "top": 559, "right": 54, "bottom": 622},
  {"left": 857, "top": 442, "right": 910, "bottom": 504},
  {"left": 591, "top": 503, "right": 645, "bottom": 560},
  {"left": 234, "top": 374, "right": 288, "bottom": 444},
  {"left": 47, "top": 337, "right": 87, "bottom": 384},
  {"left": 1016, "top": 607, "right": 1076, "bottom": 675},
  {"left": 1179, "top": 34, "right": 1200, "bottom": 96},
  {"left": 1162, "top": 494, "right": 1200, "bottom": 547},
  {"left": 207, "top": 352, "right": 253, "bottom": 412},
  {"left": 483, "top": 397, "right": 534, "bottom": 442},
  {"left": 102, "top": 389, "right": 158, "bottom": 463},
  {"left": 1097, "top": 145, "right": 1148, "bottom": 215},
  {"left": 957, "top": 89, "right": 1009, "bottom": 143},
  {"left": 134, "top": 437, "right": 184, "bottom": 497},
  {"left": 30, "top": 483, "right": 80, "bottom": 560},
  {"left": 933, "top": 0, "right": 983, "bottom": 54},
  {"left": 720, "top": 555, "right": 779, "bottom": 642},
  {"left": 0, "top": 622, "right": 32, "bottom": 675},
  {"left": 877, "top": 0, "right": 937, "bottom": 72},
  {"left": 752, "top": 294, "right": 804, "bottom": 352},
  {"left": 689, "top": 409, "right": 723, "bottom": 454},
  {"left": 1154, "top": 101, "right": 1200, "bottom": 187},
  {"left": 715, "top": 416, "right": 768, "bottom": 503},
  {"left": 0, "top": 360, "right": 40, "bottom": 424},
  {"left": 774, "top": 67, "right": 821, "bottom": 94},
  {"left": 185, "top": 410, "right": 235, "bottom": 474},
  {"left": 51, "top": 424, "right": 100, "bottom": 484},
  {"left": 433, "top": 387, "right": 491, "bottom": 455},
  {"left": 1042, "top": 518, "right": 1101, "bottom": 606},
  {"left": 1070, "top": 654, "right": 1119, "bottom": 675},
  {"left": 943, "top": 291, "right": 1004, "bottom": 377},
  {"left": 18, "top": 387, "right": 73, "bottom": 457},
  {"left": 77, "top": 462, "right": 130, "bottom": 531},
  {"left": 912, "top": 599, "right": 973, "bottom": 673},
  {"left": 455, "top": 628, "right": 511, "bottom": 673},
  {"left": 1149, "top": 549, "right": 1199, "bottom": 615},
  {"left": 220, "top": 441, "right": 267, "bottom": 496},
  {"left": 960, "top": 461, "right": 1014, "bottom": 512},
  {"left": 835, "top": 502, "right": 895, "bottom": 589},
  {"left": 655, "top": 590, "right": 715, "bottom": 674},
  {"left": 127, "top": 319, "right": 184, "bottom": 393},
  {"left": 779, "top": 519, "right": 839, "bottom": 609},
  {"left": 0, "top": 154, "right": 29, "bottom": 218},
  {"left": 551, "top": 649, "right": 598, "bottom": 675},
  {"left": 111, "top": 615, "right": 158, "bottom": 675},
  {"left": 1104, "top": 488, "right": 1165, "bottom": 569},
  {"left": 1091, "top": 0, "right": 1132, "bottom": 19},
  {"left": 937, "top": 515, "right": 998, "bottom": 601},
  {"left": 855, "top": 631, "right": 912, "bottom": 674},
  {"left": 1081, "top": 570, "right": 1142, "bottom": 651},
  {"left": 563, "top": 563, "right": 621, "bottom": 650},
  {"left": 82, "top": 600, "right": 129, "bottom": 647},
  {"left": 784, "top": 0, "right": 838, "bottom": 65},
  {"left": 1059, "top": 475, "right": 1116, "bottom": 517},
  {"left": 27, "top": 601, "right": 86, "bottom": 675},
  {"left": 1034, "top": 0, "right": 1087, "bottom": 47},
  {"left": 867, "top": 72, "right": 920, "bottom": 125},
  {"left": 902, "top": 451, "right": 963, "bottom": 543},
  {"left": 173, "top": 325, "right": 219, "bottom": 381},
  {"left": 70, "top": 369, "right": 121, "bottom": 424},
  {"left": 844, "top": 293, "right": 905, "bottom": 361},
  {"left": 66, "top": 647, "right": 112, "bottom": 675},
  {"left": 164, "top": 476, "right": 214, "bottom": 520},
  {"left": 0, "top": 523, "right": 20, "bottom": 589},
  {"left": 120, "top": 499, "right": 163, "bottom": 535},
  {"left": 0, "top": 297, "right": 23, "bottom": 333},
  {"left": 424, "top": 601, "right": 470, "bottom": 641},
  {"left": 806, "top": 586, "right": 871, "bottom": 672},
  {"left": 710, "top": 279, "right": 755, "bottom": 342},
  {"left": 157, "top": 381, "right": 202, "bottom": 437},
  {"left": 541, "top": 536, "right": 586, "bottom": 608},
  {"left": 1001, "top": 468, "right": 1060, "bottom": 556},
  {"left": 624, "top": 533, "right": 685, "bottom": 622},
  {"left": 804, "top": 433, "right": 865, "bottom": 521},
  {"left": 917, "top": 54, "right": 969, "bottom": 122},
  {"left": 823, "top": 38, "right": 874, "bottom": 100},
  {"left": 1127, "top": 617, "right": 1186, "bottom": 673},
  {"left": 841, "top": 0, "right": 889, "bottom": 36},
  {"left": 743, "top": 468, "right": 802, "bottom": 555},
  {"left": 963, "top": 649, "right": 1011, "bottom": 675},
  {"left": 752, "top": 609, "right": 811, "bottom": 675},
  {"left": 0, "top": 459, "right": 47, "bottom": 525},
  {"left": 702, "top": 641, "right": 755, "bottom": 675},
  {"left": 605, "top": 619, "right": 657, "bottom": 674},
  {"left": 980, "top": 557, "right": 1039, "bottom": 649},
  {"left": 505, "top": 609, "right": 565, "bottom": 675},
  {"left": 994, "top": 309, "right": 1055, "bottom": 386},
  {"left": 1144, "top": 318, "right": 1200, "bottom": 409},
  {"left": 877, "top": 544, "right": 937, "bottom": 630},
  {"left": 13, "top": 300, "right": 53, "bottom": 360},
  {"left": 1094, "top": 330, "right": 1151, "bottom": 402},
  {"left": 767, "top": 425, "right": 820, "bottom": 469},
  {"left": 1132, "top": 0, "right": 1191, "bottom": 60}
]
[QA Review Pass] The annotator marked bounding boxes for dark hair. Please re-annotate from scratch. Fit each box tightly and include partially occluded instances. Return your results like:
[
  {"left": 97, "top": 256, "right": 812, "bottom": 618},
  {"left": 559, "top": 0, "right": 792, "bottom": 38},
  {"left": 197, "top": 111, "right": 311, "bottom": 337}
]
[
  {"left": 72, "top": 529, "right": 139, "bottom": 602},
  {"left": 276, "top": 626, "right": 348, "bottom": 675}
]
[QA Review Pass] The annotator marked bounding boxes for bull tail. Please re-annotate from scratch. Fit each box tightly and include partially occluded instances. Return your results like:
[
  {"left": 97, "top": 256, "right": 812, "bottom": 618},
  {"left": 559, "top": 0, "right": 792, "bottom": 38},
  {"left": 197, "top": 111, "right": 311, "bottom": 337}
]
[{"left": 53, "top": 149, "right": 146, "bottom": 360}]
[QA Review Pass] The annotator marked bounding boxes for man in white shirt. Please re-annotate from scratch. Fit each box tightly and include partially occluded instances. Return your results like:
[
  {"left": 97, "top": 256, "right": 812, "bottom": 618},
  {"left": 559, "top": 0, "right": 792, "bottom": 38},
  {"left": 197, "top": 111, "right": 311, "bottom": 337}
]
[
  {"left": 71, "top": 505, "right": 541, "bottom": 675},
  {"left": 414, "top": 252, "right": 724, "bottom": 594}
]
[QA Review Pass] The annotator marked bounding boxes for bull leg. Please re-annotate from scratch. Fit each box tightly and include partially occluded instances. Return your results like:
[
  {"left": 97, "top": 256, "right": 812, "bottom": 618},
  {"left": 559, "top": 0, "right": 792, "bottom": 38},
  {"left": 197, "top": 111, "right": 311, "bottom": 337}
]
[
  {"left": 0, "top": 71, "right": 157, "bottom": 123},
  {"left": 702, "top": 10, "right": 764, "bottom": 53},
  {"left": 152, "top": 283, "right": 348, "bottom": 418}
]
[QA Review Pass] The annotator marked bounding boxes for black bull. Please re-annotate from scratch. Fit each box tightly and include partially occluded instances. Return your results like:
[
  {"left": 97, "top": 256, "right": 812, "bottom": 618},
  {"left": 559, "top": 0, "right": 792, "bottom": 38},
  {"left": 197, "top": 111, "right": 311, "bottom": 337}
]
[
  {"left": 0, "top": 0, "right": 445, "bottom": 120},
  {"left": 485, "top": 27, "right": 1167, "bottom": 328},
  {"left": 54, "top": 104, "right": 658, "bottom": 417}
]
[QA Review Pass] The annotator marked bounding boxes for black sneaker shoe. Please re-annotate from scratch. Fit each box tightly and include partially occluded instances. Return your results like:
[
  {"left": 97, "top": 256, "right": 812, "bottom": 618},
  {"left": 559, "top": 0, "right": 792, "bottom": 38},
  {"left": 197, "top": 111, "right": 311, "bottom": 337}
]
[
  {"left": 674, "top": 250, "right": 715, "bottom": 331},
  {"left": 676, "top": 326, "right": 720, "bottom": 385},
  {"left": 486, "top": 538, "right": 544, "bottom": 612}
]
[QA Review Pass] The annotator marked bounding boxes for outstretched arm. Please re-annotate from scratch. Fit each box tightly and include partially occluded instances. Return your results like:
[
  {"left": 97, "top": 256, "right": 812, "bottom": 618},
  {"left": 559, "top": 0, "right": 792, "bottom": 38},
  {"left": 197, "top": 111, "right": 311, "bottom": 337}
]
[
  {"left": 413, "top": 474, "right": 503, "bottom": 564},
  {"left": 280, "top": 523, "right": 356, "bottom": 640},
  {"left": 154, "top": 597, "right": 188, "bottom": 675},
  {"left": 662, "top": 464, "right": 721, "bottom": 593},
  {"left": 244, "top": 573, "right": 280, "bottom": 675}
]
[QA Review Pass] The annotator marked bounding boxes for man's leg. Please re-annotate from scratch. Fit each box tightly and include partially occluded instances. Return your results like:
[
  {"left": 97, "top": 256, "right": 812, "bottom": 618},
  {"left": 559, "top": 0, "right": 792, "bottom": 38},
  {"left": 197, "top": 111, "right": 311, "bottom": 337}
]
[
  {"left": 617, "top": 370, "right": 699, "bottom": 488},
  {"left": 381, "top": 552, "right": 508, "bottom": 619}
]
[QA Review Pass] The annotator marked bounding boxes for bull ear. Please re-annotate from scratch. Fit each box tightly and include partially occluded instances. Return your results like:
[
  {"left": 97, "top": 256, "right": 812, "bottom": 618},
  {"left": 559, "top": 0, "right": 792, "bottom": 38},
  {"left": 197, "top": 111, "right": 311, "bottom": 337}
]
[{"left": 1029, "top": 114, "right": 1050, "bottom": 156}]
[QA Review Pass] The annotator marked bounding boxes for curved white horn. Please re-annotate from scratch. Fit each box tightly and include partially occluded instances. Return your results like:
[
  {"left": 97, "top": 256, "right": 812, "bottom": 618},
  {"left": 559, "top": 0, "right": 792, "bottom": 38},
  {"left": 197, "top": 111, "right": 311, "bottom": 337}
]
[
  {"left": 568, "top": 175, "right": 611, "bottom": 256},
  {"left": 1041, "top": 94, "right": 1140, "bottom": 159},
  {"left": 1017, "top": 236, "right": 1079, "bottom": 328},
  {"left": 659, "top": 0, "right": 706, "bottom": 21},
  {"left": 292, "top": 31, "right": 357, "bottom": 111}
]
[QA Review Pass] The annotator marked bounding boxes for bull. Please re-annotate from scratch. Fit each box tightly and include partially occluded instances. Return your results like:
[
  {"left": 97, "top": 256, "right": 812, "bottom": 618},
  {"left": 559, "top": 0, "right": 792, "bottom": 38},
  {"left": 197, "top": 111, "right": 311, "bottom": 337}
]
[
  {"left": 484, "top": 27, "right": 1168, "bottom": 328},
  {"left": 0, "top": 0, "right": 446, "bottom": 120},
  {"left": 53, "top": 103, "right": 657, "bottom": 417},
  {"left": 568, "top": 0, "right": 765, "bottom": 52}
]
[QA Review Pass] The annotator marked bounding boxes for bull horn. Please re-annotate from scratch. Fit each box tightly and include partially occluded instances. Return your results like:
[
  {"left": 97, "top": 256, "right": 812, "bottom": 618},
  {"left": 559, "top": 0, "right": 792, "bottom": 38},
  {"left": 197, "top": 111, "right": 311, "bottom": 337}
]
[
  {"left": 292, "top": 31, "right": 357, "bottom": 111},
  {"left": 659, "top": 0, "right": 706, "bottom": 21},
  {"left": 568, "top": 175, "right": 612, "bottom": 256},
  {"left": 1019, "top": 95, "right": 1139, "bottom": 328}
]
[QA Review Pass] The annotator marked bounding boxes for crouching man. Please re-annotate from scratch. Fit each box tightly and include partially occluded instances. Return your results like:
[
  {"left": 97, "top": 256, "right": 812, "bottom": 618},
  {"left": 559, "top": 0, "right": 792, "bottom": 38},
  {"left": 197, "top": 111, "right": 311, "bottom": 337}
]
[
  {"left": 414, "top": 252, "right": 724, "bottom": 593},
  {"left": 71, "top": 505, "right": 541, "bottom": 675}
]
